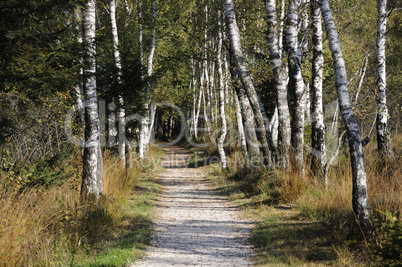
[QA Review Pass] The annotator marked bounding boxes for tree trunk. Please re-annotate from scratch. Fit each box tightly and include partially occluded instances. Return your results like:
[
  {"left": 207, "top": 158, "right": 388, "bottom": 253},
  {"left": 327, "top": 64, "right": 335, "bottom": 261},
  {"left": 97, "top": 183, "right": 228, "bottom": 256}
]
[
  {"left": 376, "top": 0, "right": 394, "bottom": 160},
  {"left": 310, "top": 0, "right": 327, "bottom": 180},
  {"left": 138, "top": 0, "right": 156, "bottom": 159},
  {"left": 225, "top": 0, "right": 277, "bottom": 167},
  {"left": 269, "top": 106, "right": 278, "bottom": 147},
  {"left": 110, "top": 0, "right": 126, "bottom": 166},
  {"left": 204, "top": 4, "right": 213, "bottom": 129},
  {"left": 318, "top": 0, "right": 370, "bottom": 229},
  {"left": 202, "top": 86, "right": 211, "bottom": 136},
  {"left": 217, "top": 11, "right": 228, "bottom": 170},
  {"left": 70, "top": 8, "right": 85, "bottom": 144},
  {"left": 286, "top": 0, "right": 306, "bottom": 175},
  {"left": 138, "top": 0, "right": 144, "bottom": 64},
  {"left": 229, "top": 60, "right": 260, "bottom": 159},
  {"left": 81, "top": 0, "right": 103, "bottom": 201},
  {"left": 234, "top": 92, "right": 248, "bottom": 157},
  {"left": 264, "top": 0, "right": 291, "bottom": 168},
  {"left": 195, "top": 80, "right": 203, "bottom": 139},
  {"left": 301, "top": 0, "right": 310, "bottom": 54},
  {"left": 278, "top": 0, "right": 286, "bottom": 57},
  {"left": 148, "top": 103, "right": 157, "bottom": 144},
  {"left": 190, "top": 58, "right": 197, "bottom": 138}
]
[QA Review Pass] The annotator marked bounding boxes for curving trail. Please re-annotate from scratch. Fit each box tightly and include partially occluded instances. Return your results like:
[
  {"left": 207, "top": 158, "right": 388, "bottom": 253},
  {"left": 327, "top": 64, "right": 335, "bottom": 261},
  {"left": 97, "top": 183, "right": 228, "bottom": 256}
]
[{"left": 132, "top": 145, "right": 254, "bottom": 266}]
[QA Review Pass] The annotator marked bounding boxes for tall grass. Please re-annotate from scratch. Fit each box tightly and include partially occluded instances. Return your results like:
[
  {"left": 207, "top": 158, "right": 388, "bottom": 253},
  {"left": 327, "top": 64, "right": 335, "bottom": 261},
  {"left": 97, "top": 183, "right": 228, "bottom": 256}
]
[
  {"left": 210, "top": 134, "right": 401, "bottom": 265},
  {"left": 0, "top": 148, "right": 144, "bottom": 266}
]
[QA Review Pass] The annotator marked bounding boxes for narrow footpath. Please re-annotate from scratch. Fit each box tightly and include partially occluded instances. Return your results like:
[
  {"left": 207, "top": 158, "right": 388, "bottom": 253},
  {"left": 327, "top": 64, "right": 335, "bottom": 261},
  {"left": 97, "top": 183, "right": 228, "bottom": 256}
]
[{"left": 133, "top": 146, "right": 254, "bottom": 266}]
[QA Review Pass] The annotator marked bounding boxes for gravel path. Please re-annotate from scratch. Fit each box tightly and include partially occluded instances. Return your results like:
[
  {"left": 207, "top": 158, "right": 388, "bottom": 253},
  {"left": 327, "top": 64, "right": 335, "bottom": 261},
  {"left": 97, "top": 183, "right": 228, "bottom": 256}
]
[{"left": 132, "top": 146, "right": 254, "bottom": 266}]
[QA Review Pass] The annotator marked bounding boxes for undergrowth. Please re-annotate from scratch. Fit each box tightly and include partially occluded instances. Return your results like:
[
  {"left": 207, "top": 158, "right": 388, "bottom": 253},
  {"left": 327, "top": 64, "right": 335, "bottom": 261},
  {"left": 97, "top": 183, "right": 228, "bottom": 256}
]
[
  {"left": 202, "top": 134, "right": 401, "bottom": 266},
  {"left": 0, "top": 145, "right": 163, "bottom": 266}
]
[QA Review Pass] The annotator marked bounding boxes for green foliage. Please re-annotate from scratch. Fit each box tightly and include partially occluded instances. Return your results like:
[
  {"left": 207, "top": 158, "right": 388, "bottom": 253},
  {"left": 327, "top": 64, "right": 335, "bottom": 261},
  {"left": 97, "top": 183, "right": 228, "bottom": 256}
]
[
  {"left": 29, "top": 149, "right": 74, "bottom": 188},
  {"left": 371, "top": 210, "right": 402, "bottom": 266},
  {"left": 1, "top": 149, "right": 76, "bottom": 191},
  {"left": 0, "top": 0, "right": 85, "bottom": 97}
]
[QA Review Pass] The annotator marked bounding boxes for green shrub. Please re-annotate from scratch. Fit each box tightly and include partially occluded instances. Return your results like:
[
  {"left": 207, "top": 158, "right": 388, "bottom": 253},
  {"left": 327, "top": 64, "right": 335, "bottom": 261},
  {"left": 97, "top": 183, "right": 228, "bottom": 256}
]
[{"left": 371, "top": 210, "right": 402, "bottom": 266}]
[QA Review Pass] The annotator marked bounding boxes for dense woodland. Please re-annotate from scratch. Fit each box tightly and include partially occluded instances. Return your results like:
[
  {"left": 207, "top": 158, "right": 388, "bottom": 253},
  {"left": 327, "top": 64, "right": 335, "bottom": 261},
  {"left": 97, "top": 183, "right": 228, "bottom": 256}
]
[{"left": 0, "top": 0, "right": 401, "bottom": 265}]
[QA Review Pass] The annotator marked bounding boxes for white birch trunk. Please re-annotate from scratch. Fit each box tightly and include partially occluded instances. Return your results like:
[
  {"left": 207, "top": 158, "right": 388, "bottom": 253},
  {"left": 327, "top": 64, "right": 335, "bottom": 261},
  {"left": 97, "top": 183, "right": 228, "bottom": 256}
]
[
  {"left": 109, "top": 0, "right": 126, "bottom": 166},
  {"left": 279, "top": 0, "right": 286, "bottom": 58},
  {"left": 225, "top": 0, "right": 277, "bottom": 166},
  {"left": 269, "top": 106, "right": 278, "bottom": 147},
  {"left": 138, "top": 0, "right": 144, "bottom": 65},
  {"left": 318, "top": 0, "right": 370, "bottom": 229},
  {"left": 204, "top": 5, "right": 212, "bottom": 128},
  {"left": 202, "top": 86, "right": 211, "bottom": 136},
  {"left": 148, "top": 103, "right": 157, "bottom": 143},
  {"left": 70, "top": 8, "right": 85, "bottom": 140},
  {"left": 235, "top": 91, "right": 248, "bottom": 157},
  {"left": 217, "top": 11, "right": 228, "bottom": 170},
  {"left": 195, "top": 78, "right": 203, "bottom": 139},
  {"left": 138, "top": 0, "right": 156, "bottom": 159},
  {"left": 376, "top": 0, "right": 394, "bottom": 159},
  {"left": 354, "top": 54, "right": 369, "bottom": 107},
  {"left": 310, "top": 0, "right": 326, "bottom": 180},
  {"left": 286, "top": 0, "right": 306, "bottom": 175},
  {"left": 190, "top": 58, "right": 197, "bottom": 138},
  {"left": 224, "top": 49, "right": 231, "bottom": 105},
  {"left": 229, "top": 57, "right": 260, "bottom": 158},
  {"left": 70, "top": 85, "right": 85, "bottom": 125},
  {"left": 108, "top": 103, "right": 117, "bottom": 148},
  {"left": 265, "top": 0, "right": 291, "bottom": 168},
  {"left": 210, "top": 60, "right": 217, "bottom": 124},
  {"left": 301, "top": 0, "right": 310, "bottom": 54},
  {"left": 81, "top": 0, "right": 103, "bottom": 200}
]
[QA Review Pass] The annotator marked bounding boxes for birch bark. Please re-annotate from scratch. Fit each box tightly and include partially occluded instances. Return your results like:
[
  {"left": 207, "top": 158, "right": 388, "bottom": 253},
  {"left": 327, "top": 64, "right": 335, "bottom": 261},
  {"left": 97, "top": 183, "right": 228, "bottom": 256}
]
[
  {"left": 138, "top": 0, "right": 144, "bottom": 63},
  {"left": 109, "top": 0, "right": 126, "bottom": 166},
  {"left": 138, "top": 0, "right": 156, "bottom": 159},
  {"left": 190, "top": 58, "right": 197, "bottom": 138},
  {"left": 234, "top": 92, "right": 248, "bottom": 157},
  {"left": 310, "top": 0, "right": 326, "bottom": 179},
  {"left": 229, "top": 58, "right": 260, "bottom": 158},
  {"left": 278, "top": 0, "right": 285, "bottom": 57},
  {"left": 225, "top": 0, "right": 276, "bottom": 166},
  {"left": 286, "top": 0, "right": 306, "bottom": 175},
  {"left": 376, "top": 0, "right": 394, "bottom": 160},
  {"left": 318, "top": 0, "right": 370, "bottom": 228},
  {"left": 70, "top": 8, "right": 85, "bottom": 142},
  {"left": 81, "top": 0, "right": 103, "bottom": 200},
  {"left": 195, "top": 73, "right": 203, "bottom": 139},
  {"left": 265, "top": 0, "right": 291, "bottom": 168},
  {"left": 217, "top": 10, "right": 228, "bottom": 170},
  {"left": 269, "top": 106, "right": 278, "bottom": 147}
]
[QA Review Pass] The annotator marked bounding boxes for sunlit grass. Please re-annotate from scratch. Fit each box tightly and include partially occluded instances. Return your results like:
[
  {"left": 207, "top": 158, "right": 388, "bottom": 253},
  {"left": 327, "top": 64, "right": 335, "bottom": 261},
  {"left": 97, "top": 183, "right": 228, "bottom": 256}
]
[
  {"left": 0, "top": 145, "right": 163, "bottom": 266},
  {"left": 204, "top": 134, "right": 401, "bottom": 266}
]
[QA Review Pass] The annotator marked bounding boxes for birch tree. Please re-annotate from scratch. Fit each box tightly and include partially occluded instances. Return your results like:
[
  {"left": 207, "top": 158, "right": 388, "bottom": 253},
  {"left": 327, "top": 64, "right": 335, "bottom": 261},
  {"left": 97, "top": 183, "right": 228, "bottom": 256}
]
[
  {"left": 217, "top": 10, "right": 228, "bottom": 171},
  {"left": 376, "top": 0, "right": 394, "bottom": 160},
  {"left": 229, "top": 59, "right": 260, "bottom": 158},
  {"left": 264, "top": 0, "right": 291, "bottom": 168},
  {"left": 318, "top": 0, "right": 370, "bottom": 229},
  {"left": 109, "top": 0, "right": 126, "bottom": 167},
  {"left": 81, "top": 0, "right": 103, "bottom": 200},
  {"left": 138, "top": 0, "right": 156, "bottom": 159},
  {"left": 234, "top": 92, "right": 248, "bottom": 157},
  {"left": 310, "top": 0, "right": 326, "bottom": 179},
  {"left": 225, "top": 0, "right": 277, "bottom": 166},
  {"left": 286, "top": 0, "right": 306, "bottom": 175}
]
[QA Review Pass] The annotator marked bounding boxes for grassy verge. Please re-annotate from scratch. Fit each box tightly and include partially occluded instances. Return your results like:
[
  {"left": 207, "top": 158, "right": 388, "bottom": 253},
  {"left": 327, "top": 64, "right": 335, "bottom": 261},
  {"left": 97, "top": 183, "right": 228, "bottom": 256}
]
[
  {"left": 0, "top": 145, "right": 163, "bottom": 266},
  {"left": 198, "top": 135, "right": 401, "bottom": 266}
]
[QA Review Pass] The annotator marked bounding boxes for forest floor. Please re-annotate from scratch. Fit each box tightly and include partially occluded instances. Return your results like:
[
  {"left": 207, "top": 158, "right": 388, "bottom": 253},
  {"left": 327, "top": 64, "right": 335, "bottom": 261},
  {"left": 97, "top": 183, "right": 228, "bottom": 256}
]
[{"left": 132, "top": 145, "right": 255, "bottom": 266}]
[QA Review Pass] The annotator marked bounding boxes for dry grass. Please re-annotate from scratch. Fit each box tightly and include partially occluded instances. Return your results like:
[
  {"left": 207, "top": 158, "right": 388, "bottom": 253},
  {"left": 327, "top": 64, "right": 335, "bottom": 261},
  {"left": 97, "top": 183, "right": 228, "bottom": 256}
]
[
  {"left": 0, "top": 149, "right": 143, "bottom": 266},
  {"left": 206, "top": 134, "right": 401, "bottom": 265}
]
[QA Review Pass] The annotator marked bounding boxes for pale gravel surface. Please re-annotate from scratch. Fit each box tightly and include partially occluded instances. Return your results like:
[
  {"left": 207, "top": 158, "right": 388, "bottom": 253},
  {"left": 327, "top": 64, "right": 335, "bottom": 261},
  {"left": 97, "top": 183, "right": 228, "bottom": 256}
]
[{"left": 132, "top": 146, "right": 255, "bottom": 266}]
